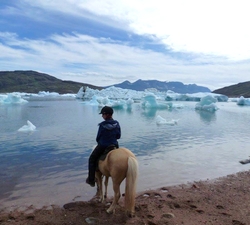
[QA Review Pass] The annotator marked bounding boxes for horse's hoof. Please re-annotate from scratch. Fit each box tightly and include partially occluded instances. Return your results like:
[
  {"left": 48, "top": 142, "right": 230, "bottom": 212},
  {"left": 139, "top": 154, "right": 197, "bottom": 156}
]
[
  {"left": 106, "top": 208, "right": 115, "bottom": 214},
  {"left": 128, "top": 213, "right": 135, "bottom": 218},
  {"left": 126, "top": 211, "right": 135, "bottom": 218},
  {"left": 106, "top": 209, "right": 112, "bottom": 214}
]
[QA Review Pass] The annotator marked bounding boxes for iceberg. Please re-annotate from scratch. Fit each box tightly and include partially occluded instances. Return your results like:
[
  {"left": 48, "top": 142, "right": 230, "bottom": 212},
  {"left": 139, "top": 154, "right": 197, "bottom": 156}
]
[
  {"left": 76, "top": 86, "right": 87, "bottom": 99},
  {"left": 81, "top": 95, "right": 134, "bottom": 110},
  {"left": 0, "top": 91, "right": 76, "bottom": 104},
  {"left": 78, "top": 86, "right": 227, "bottom": 111},
  {"left": 81, "top": 86, "right": 145, "bottom": 100},
  {"left": 18, "top": 120, "right": 36, "bottom": 132},
  {"left": 141, "top": 93, "right": 173, "bottom": 109},
  {"left": 25, "top": 91, "right": 76, "bottom": 100},
  {"left": 165, "top": 91, "right": 228, "bottom": 102},
  {"left": 195, "top": 95, "right": 218, "bottom": 112},
  {"left": 237, "top": 96, "right": 250, "bottom": 106},
  {"left": 142, "top": 94, "right": 168, "bottom": 109},
  {"left": 0, "top": 86, "right": 237, "bottom": 107},
  {"left": 0, "top": 93, "right": 28, "bottom": 105},
  {"left": 78, "top": 86, "right": 229, "bottom": 103}
]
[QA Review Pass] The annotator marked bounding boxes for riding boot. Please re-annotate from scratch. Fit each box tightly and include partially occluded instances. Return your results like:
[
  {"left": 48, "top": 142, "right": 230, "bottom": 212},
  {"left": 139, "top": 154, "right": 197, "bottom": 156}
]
[{"left": 86, "top": 177, "right": 95, "bottom": 187}]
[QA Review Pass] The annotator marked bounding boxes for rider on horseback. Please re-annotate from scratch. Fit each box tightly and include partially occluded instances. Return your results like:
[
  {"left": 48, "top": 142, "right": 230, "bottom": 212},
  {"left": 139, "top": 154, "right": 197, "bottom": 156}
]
[{"left": 86, "top": 106, "right": 121, "bottom": 187}]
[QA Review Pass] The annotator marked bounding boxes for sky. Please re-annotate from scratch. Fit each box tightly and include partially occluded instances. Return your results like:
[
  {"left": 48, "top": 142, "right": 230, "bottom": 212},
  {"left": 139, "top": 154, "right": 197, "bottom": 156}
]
[{"left": 0, "top": 0, "right": 250, "bottom": 91}]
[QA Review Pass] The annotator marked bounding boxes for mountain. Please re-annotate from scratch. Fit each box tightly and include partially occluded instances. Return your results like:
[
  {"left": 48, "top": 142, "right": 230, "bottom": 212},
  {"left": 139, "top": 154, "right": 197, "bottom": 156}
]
[
  {"left": 106, "top": 79, "right": 211, "bottom": 93},
  {"left": 0, "top": 70, "right": 102, "bottom": 94},
  {"left": 212, "top": 81, "right": 250, "bottom": 98},
  {"left": 2, "top": 70, "right": 249, "bottom": 97}
]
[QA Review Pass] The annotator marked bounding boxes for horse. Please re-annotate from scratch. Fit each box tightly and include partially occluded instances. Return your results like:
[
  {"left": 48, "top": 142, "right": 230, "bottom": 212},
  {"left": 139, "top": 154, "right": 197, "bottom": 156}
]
[{"left": 95, "top": 147, "right": 138, "bottom": 217}]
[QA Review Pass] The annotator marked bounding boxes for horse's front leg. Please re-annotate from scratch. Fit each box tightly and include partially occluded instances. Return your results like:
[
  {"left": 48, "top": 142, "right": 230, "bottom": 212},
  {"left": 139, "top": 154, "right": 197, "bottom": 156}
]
[{"left": 95, "top": 171, "right": 104, "bottom": 202}]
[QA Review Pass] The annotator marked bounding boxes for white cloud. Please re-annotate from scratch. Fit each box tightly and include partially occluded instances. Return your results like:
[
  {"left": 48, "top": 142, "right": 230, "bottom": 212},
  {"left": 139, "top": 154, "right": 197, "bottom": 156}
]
[
  {"left": 0, "top": 31, "right": 249, "bottom": 90},
  {"left": 22, "top": 0, "right": 250, "bottom": 60}
]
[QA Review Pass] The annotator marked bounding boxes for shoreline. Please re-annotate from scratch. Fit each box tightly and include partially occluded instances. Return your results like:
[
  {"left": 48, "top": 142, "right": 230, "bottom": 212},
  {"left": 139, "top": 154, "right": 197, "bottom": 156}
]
[{"left": 1, "top": 170, "right": 250, "bottom": 224}]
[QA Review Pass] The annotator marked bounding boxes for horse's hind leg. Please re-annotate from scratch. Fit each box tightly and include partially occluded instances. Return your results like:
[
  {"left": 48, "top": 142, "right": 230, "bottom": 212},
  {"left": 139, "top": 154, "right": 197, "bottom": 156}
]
[
  {"left": 106, "top": 181, "right": 121, "bottom": 214},
  {"left": 104, "top": 176, "right": 109, "bottom": 201}
]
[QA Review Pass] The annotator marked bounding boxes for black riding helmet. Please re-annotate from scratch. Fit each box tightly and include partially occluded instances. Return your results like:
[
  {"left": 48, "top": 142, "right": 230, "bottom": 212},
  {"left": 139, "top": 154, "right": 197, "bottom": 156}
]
[{"left": 99, "top": 106, "right": 113, "bottom": 115}]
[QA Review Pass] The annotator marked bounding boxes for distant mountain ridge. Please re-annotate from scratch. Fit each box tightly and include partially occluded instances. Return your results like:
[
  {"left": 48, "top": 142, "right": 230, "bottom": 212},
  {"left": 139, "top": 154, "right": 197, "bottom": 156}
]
[
  {"left": 1, "top": 70, "right": 250, "bottom": 97},
  {"left": 106, "top": 79, "right": 211, "bottom": 93}
]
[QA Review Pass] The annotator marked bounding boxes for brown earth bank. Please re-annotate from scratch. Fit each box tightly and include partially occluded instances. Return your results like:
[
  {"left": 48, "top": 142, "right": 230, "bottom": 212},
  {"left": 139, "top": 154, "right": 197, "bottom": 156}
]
[{"left": 1, "top": 170, "right": 250, "bottom": 225}]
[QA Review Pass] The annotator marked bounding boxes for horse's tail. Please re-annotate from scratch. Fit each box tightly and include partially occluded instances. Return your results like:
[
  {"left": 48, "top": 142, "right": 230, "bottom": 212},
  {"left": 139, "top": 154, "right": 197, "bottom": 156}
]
[{"left": 125, "top": 156, "right": 138, "bottom": 216}]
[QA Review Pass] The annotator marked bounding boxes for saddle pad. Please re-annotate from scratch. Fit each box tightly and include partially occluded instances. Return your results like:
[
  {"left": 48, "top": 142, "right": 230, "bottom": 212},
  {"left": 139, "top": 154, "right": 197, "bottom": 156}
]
[{"left": 99, "top": 145, "right": 116, "bottom": 161}]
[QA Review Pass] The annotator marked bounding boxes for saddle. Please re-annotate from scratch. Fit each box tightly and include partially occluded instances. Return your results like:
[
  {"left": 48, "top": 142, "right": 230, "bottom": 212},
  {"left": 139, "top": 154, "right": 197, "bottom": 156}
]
[{"left": 98, "top": 144, "right": 117, "bottom": 161}]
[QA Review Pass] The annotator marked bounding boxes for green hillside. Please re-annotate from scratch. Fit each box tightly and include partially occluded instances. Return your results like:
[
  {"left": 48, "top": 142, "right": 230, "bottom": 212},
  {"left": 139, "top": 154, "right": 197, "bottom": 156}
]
[
  {"left": 0, "top": 71, "right": 102, "bottom": 94},
  {"left": 212, "top": 81, "right": 250, "bottom": 98}
]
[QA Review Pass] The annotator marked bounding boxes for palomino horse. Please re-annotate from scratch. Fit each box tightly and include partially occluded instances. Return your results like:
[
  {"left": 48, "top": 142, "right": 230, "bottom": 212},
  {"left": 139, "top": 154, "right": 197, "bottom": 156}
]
[{"left": 95, "top": 147, "right": 138, "bottom": 217}]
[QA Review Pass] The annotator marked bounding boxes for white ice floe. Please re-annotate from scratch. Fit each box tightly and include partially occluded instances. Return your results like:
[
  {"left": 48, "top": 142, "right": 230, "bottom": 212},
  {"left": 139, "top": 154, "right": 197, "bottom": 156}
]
[
  {"left": 18, "top": 120, "right": 36, "bottom": 132},
  {"left": 156, "top": 115, "right": 179, "bottom": 125}
]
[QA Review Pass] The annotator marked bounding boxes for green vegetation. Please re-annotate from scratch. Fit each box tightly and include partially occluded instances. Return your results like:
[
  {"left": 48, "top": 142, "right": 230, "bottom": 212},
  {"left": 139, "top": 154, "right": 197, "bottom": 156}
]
[
  {"left": 0, "top": 70, "right": 102, "bottom": 94},
  {"left": 212, "top": 81, "right": 250, "bottom": 98}
]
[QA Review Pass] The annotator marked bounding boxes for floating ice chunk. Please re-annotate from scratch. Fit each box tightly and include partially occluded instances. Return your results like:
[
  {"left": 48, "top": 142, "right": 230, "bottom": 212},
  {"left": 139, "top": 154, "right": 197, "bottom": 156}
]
[
  {"left": 195, "top": 95, "right": 218, "bottom": 112},
  {"left": 156, "top": 115, "right": 179, "bottom": 125},
  {"left": 0, "top": 94, "right": 7, "bottom": 103},
  {"left": 96, "top": 97, "right": 110, "bottom": 106},
  {"left": 18, "top": 120, "right": 36, "bottom": 132},
  {"left": 213, "top": 93, "right": 228, "bottom": 102},
  {"left": 111, "top": 100, "right": 126, "bottom": 109},
  {"left": 165, "top": 91, "right": 228, "bottom": 102},
  {"left": 38, "top": 91, "right": 60, "bottom": 97},
  {"left": 156, "top": 115, "right": 166, "bottom": 124},
  {"left": 21, "top": 92, "right": 75, "bottom": 100},
  {"left": 76, "top": 86, "right": 87, "bottom": 99},
  {"left": 88, "top": 96, "right": 100, "bottom": 105},
  {"left": 126, "top": 98, "right": 134, "bottom": 109},
  {"left": 237, "top": 96, "right": 250, "bottom": 106},
  {"left": 0, "top": 93, "right": 28, "bottom": 104},
  {"left": 81, "top": 86, "right": 146, "bottom": 100},
  {"left": 141, "top": 94, "right": 169, "bottom": 109},
  {"left": 82, "top": 95, "right": 134, "bottom": 110}
]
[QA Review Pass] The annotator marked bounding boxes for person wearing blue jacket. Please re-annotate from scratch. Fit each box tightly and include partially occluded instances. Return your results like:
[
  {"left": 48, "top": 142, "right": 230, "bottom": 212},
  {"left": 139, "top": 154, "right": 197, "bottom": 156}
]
[{"left": 86, "top": 106, "right": 121, "bottom": 187}]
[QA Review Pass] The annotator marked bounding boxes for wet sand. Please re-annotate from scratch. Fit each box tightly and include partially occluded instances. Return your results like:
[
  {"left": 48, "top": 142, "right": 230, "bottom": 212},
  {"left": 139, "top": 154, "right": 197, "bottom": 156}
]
[{"left": 1, "top": 170, "right": 250, "bottom": 224}]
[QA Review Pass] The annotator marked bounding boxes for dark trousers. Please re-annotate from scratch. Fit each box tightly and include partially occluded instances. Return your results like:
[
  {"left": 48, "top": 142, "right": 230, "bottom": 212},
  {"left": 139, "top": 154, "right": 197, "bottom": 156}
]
[
  {"left": 88, "top": 144, "right": 119, "bottom": 182},
  {"left": 88, "top": 145, "right": 106, "bottom": 182}
]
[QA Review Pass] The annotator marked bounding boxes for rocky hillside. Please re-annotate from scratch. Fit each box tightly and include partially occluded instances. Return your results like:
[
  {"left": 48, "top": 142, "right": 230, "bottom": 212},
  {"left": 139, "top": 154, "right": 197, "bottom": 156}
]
[
  {"left": 212, "top": 81, "right": 250, "bottom": 98},
  {"left": 0, "top": 71, "right": 102, "bottom": 94}
]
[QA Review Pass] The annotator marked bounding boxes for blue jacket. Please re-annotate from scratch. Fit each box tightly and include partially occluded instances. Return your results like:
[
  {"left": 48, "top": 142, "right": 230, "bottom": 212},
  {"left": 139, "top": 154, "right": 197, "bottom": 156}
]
[{"left": 96, "top": 119, "right": 121, "bottom": 147}]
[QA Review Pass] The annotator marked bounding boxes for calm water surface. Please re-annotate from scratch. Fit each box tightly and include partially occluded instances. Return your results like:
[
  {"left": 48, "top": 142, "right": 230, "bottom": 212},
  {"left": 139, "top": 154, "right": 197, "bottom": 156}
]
[{"left": 1, "top": 99, "right": 250, "bottom": 210}]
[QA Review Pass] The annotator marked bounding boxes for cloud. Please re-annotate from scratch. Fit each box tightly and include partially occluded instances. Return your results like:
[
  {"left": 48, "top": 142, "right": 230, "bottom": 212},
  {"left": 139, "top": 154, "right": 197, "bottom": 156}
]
[
  {"left": 0, "top": 30, "right": 249, "bottom": 90},
  {"left": 21, "top": 0, "right": 250, "bottom": 60},
  {"left": 0, "top": 1, "right": 250, "bottom": 91}
]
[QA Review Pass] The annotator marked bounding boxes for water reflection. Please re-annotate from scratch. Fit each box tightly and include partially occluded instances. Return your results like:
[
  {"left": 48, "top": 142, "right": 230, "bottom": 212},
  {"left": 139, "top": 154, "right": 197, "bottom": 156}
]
[
  {"left": 196, "top": 110, "right": 217, "bottom": 124},
  {"left": 141, "top": 108, "right": 157, "bottom": 117}
]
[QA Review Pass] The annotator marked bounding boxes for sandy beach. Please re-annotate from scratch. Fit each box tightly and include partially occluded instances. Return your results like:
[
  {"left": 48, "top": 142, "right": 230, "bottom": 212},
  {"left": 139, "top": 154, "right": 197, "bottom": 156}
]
[{"left": 1, "top": 169, "right": 250, "bottom": 225}]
